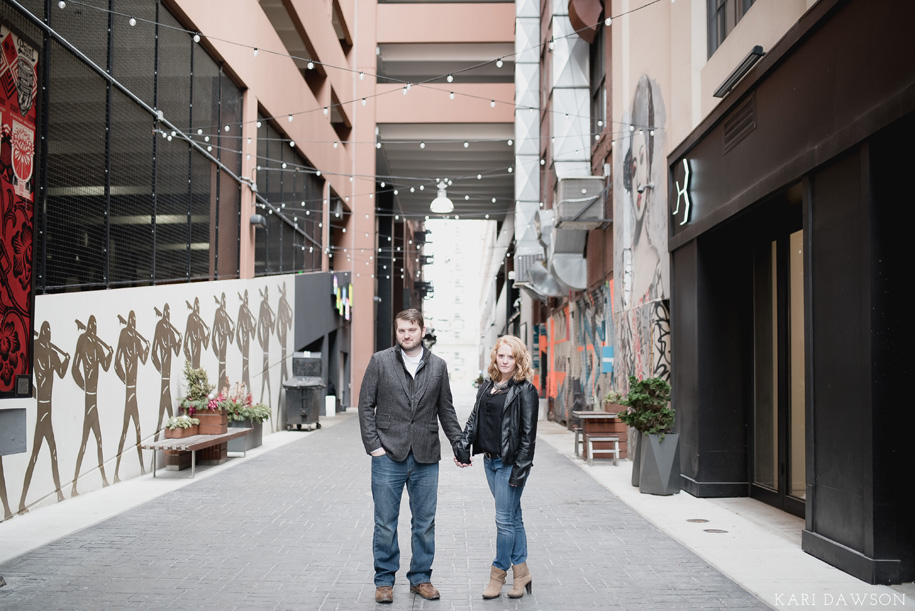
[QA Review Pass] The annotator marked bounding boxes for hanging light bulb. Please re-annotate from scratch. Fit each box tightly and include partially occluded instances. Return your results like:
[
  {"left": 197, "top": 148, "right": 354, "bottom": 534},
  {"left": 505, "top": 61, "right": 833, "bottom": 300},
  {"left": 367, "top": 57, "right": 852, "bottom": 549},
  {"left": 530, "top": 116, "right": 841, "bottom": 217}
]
[
  {"left": 307, "top": 61, "right": 314, "bottom": 70},
  {"left": 288, "top": 114, "right": 293, "bottom": 122},
  {"left": 256, "top": 121, "right": 262, "bottom": 128},
  {"left": 447, "top": 74, "right": 454, "bottom": 83},
  {"left": 193, "top": 33, "right": 201, "bottom": 43},
  {"left": 323, "top": 107, "right": 329, "bottom": 115},
  {"left": 128, "top": 17, "right": 137, "bottom": 26},
  {"left": 420, "top": 141, "right": 425, "bottom": 149},
  {"left": 57, "top": 0, "right": 65, "bottom": 7},
  {"left": 449, "top": 92, "right": 455, "bottom": 100},
  {"left": 605, "top": 17, "right": 612, "bottom": 26},
  {"left": 490, "top": 100, "right": 496, "bottom": 108},
  {"left": 362, "top": 98, "right": 367, "bottom": 106},
  {"left": 463, "top": 141, "right": 469, "bottom": 148},
  {"left": 496, "top": 58, "right": 503, "bottom": 68},
  {"left": 253, "top": 47, "right": 259, "bottom": 57},
  {"left": 429, "top": 180, "right": 454, "bottom": 214},
  {"left": 359, "top": 71, "right": 365, "bottom": 80}
]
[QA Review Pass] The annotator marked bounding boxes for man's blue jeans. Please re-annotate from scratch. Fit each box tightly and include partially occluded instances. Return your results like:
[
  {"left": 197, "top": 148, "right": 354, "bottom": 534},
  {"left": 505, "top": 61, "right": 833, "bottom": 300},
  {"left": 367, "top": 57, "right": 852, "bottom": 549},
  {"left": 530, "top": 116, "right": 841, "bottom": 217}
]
[
  {"left": 484, "top": 456, "right": 528, "bottom": 570},
  {"left": 371, "top": 452, "right": 439, "bottom": 587}
]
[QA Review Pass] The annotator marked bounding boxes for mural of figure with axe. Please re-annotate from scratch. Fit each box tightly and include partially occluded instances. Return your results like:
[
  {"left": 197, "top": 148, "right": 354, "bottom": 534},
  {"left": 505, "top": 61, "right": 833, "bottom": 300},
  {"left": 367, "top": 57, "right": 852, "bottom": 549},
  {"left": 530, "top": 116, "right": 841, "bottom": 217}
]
[
  {"left": 183, "top": 297, "right": 210, "bottom": 369},
  {"left": 235, "top": 290, "right": 256, "bottom": 389},
  {"left": 212, "top": 292, "right": 235, "bottom": 386},
  {"left": 151, "top": 303, "right": 182, "bottom": 439},
  {"left": 19, "top": 321, "right": 69, "bottom": 513},
  {"left": 113, "top": 311, "right": 150, "bottom": 482},
  {"left": 256, "top": 285, "right": 276, "bottom": 405},
  {"left": 71, "top": 315, "right": 113, "bottom": 496},
  {"left": 275, "top": 283, "right": 293, "bottom": 429}
]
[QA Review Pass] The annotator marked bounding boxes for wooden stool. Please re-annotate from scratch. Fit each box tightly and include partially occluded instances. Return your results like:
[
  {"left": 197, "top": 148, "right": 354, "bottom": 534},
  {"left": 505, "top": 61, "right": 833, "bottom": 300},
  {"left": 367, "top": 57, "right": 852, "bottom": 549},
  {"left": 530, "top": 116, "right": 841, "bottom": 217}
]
[{"left": 586, "top": 435, "right": 620, "bottom": 466}]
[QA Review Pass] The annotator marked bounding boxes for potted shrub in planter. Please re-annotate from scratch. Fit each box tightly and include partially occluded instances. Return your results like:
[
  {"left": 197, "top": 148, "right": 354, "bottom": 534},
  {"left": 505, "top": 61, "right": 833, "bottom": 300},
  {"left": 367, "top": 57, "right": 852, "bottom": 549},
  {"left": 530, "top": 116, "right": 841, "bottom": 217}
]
[
  {"left": 223, "top": 382, "right": 271, "bottom": 452},
  {"left": 179, "top": 361, "right": 226, "bottom": 435},
  {"left": 617, "top": 375, "right": 679, "bottom": 495},
  {"left": 164, "top": 415, "right": 200, "bottom": 439}
]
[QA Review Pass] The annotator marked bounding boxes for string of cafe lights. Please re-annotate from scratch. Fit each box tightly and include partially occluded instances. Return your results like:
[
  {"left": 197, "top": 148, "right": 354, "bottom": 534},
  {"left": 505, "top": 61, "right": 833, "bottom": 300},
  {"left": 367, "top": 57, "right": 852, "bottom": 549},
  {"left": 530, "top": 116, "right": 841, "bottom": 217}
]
[
  {"left": 52, "top": 0, "right": 668, "bottom": 137},
  {"left": 43, "top": 0, "right": 665, "bottom": 230}
]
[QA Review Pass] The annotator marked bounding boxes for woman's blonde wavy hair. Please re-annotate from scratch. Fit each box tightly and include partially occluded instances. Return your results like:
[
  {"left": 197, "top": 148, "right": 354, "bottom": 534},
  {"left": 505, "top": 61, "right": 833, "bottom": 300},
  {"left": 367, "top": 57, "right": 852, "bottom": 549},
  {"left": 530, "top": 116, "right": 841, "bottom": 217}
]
[{"left": 487, "top": 335, "right": 534, "bottom": 382}]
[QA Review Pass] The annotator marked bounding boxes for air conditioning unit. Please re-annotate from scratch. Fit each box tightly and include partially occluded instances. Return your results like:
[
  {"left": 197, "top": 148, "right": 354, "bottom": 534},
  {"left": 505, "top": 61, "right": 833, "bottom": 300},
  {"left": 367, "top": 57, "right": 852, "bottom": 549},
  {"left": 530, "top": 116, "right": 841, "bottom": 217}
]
[{"left": 554, "top": 176, "right": 608, "bottom": 229}]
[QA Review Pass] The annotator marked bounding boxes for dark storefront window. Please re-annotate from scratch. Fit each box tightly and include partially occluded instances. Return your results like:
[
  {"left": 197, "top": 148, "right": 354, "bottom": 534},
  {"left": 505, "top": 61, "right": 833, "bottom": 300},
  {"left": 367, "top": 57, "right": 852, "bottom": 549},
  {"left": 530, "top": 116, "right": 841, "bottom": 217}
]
[
  {"left": 28, "top": 0, "right": 243, "bottom": 292},
  {"left": 254, "top": 116, "right": 323, "bottom": 276},
  {"left": 708, "top": 0, "right": 755, "bottom": 57}
]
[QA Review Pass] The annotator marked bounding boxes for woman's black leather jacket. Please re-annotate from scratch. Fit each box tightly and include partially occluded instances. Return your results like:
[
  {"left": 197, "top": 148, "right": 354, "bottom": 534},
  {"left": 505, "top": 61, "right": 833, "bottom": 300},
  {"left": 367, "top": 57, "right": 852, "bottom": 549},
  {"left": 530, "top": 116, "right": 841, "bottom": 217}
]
[{"left": 454, "top": 378, "right": 539, "bottom": 487}]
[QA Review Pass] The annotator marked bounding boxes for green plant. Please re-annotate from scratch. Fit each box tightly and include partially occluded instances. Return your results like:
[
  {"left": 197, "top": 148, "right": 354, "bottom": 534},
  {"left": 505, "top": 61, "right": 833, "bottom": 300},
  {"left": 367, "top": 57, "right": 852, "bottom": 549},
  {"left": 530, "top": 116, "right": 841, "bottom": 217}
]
[
  {"left": 603, "top": 389, "right": 624, "bottom": 404},
  {"left": 165, "top": 415, "right": 200, "bottom": 430},
  {"left": 178, "top": 360, "right": 216, "bottom": 414},
  {"left": 617, "top": 375, "right": 674, "bottom": 438},
  {"left": 221, "top": 381, "right": 272, "bottom": 423}
]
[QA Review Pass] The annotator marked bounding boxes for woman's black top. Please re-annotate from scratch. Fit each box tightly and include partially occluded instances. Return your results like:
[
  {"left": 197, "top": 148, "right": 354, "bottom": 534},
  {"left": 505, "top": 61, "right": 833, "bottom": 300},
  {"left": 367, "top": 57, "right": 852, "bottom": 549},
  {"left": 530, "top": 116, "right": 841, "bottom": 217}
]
[{"left": 476, "top": 388, "right": 507, "bottom": 456}]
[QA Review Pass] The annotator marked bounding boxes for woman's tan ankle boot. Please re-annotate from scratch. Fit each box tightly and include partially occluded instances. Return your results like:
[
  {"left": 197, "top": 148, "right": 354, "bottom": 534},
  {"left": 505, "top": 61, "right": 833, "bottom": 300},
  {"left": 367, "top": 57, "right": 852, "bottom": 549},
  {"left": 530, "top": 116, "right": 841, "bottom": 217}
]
[
  {"left": 482, "top": 565, "right": 507, "bottom": 599},
  {"left": 507, "top": 562, "right": 532, "bottom": 598}
]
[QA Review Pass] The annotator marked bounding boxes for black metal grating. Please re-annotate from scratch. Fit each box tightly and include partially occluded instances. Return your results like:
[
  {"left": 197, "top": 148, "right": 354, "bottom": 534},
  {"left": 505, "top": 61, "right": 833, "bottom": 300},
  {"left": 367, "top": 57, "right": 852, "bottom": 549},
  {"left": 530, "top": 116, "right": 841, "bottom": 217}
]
[
  {"left": 109, "top": 90, "right": 155, "bottom": 286},
  {"left": 43, "top": 41, "right": 108, "bottom": 289}
]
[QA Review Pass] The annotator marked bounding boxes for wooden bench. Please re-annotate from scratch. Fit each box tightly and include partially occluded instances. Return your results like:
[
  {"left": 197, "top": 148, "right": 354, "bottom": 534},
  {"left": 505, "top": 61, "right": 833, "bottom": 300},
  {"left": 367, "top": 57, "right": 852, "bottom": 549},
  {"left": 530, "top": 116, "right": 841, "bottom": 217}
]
[
  {"left": 586, "top": 434, "right": 620, "bottom": 466},
  {"left": 141, "top": 428, "right": 252, "bottom": 478},
  {"left": 572, "top": 425, "right": 584, "bottom": 456}
]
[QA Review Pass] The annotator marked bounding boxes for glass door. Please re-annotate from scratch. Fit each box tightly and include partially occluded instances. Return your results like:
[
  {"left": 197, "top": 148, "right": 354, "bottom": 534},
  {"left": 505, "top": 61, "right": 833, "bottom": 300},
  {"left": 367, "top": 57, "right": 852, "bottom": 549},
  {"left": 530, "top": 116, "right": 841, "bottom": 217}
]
[{"left": 750, "top": 189, "right": 805, "bottom": 517}]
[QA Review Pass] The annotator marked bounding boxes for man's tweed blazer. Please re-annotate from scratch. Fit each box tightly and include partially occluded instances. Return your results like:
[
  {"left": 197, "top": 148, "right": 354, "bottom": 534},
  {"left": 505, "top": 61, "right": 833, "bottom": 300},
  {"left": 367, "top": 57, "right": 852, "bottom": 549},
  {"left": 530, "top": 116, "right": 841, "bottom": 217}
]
[{"left": 358, "top": 346, "right": 462, "bottom": 463}]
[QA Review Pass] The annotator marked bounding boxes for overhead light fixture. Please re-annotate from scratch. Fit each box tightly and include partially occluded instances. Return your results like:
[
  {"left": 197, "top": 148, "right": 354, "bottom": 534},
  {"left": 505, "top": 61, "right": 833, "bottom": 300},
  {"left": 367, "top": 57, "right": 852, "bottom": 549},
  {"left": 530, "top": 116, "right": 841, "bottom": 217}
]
[
  {"left": 430, "top": 181, "right": 454, "bottom": 214},
  {"left": 713, "top": 45, "right": 765, "bottom": 98}
]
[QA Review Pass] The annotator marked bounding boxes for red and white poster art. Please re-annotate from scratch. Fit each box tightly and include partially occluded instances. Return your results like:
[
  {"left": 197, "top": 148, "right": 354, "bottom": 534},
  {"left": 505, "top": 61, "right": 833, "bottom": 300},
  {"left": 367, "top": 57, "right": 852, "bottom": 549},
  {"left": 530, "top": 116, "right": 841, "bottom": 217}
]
[{"left": 0, "top": 24, "right": 38, "bottom": 396}]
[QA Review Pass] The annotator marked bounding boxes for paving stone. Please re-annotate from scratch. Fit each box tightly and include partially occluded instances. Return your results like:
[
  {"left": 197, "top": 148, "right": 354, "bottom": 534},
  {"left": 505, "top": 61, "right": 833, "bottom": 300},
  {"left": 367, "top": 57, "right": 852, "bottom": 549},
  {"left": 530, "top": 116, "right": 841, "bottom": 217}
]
[{"left": 0, "top": 414, "right": 767, "bottom": 610}]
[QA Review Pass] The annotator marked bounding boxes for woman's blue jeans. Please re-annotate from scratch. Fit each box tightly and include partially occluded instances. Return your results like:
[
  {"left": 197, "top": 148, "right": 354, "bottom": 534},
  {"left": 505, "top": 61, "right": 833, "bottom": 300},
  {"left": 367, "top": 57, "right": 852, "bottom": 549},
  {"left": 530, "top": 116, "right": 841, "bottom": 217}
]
[
  {"left": 371, "top": 452, "right": 439, "bottom": 587},
  {"left": 484, "top": 456, "right": 528, "bottom": 570}
]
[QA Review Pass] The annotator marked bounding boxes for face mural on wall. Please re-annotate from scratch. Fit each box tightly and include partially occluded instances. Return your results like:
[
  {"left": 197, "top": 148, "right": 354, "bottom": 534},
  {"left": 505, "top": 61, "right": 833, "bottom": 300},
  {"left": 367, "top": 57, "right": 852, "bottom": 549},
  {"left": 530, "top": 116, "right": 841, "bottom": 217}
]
[{"left": 614, "top": 75, "right": 671, "bottom": 387}]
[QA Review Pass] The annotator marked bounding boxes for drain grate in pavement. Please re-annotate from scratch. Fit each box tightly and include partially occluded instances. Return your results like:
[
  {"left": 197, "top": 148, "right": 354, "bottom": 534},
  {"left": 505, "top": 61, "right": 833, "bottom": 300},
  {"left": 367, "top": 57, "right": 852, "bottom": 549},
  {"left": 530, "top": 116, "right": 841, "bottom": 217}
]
[
  {"left": 687, "top": 518, "right": 709, "bottom": 523},
  {"left": 704, "top": 528, "right": 729, "bottom": 533}
]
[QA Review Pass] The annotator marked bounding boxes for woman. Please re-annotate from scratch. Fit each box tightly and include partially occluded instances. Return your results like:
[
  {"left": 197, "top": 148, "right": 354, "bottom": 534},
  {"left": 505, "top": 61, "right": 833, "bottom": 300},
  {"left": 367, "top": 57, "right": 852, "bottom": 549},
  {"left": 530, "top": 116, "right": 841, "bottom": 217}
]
[{"left": 455, "top": 335, "right": 539, "bottom": 599}]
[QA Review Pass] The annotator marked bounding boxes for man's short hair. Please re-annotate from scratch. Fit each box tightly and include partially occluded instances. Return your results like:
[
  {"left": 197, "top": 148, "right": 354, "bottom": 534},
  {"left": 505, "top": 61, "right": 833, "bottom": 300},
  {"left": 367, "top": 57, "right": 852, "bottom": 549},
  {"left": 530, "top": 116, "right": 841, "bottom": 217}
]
[{"left": 394, "top": 309, "right": 424, "bottom": 330}]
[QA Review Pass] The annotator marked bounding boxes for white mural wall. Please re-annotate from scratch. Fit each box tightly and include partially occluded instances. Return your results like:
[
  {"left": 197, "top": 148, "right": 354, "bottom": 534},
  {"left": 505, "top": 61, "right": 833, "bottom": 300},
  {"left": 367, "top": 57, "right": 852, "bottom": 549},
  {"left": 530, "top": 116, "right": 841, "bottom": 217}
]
[{"left": 0, "top": 275, "right": 296, "bottom": 520}]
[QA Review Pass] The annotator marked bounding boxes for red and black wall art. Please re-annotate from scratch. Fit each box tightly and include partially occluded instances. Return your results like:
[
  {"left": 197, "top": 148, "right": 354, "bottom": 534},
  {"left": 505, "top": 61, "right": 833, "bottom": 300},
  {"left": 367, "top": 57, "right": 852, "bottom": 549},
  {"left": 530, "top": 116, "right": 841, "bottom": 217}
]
[{"left": 0, "top": 23, "right": 38, "bottom": 397}]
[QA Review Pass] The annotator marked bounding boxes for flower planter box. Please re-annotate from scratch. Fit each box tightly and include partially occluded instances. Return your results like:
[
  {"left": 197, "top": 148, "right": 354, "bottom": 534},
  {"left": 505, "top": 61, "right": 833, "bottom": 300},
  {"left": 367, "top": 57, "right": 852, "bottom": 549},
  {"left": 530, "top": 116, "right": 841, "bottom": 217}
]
[
  {"left": 638, "top": 433, "right": 681, "bottom": 496},
  {"left": 196, "top": 410, "right": 227, "bottom": 435},
  {"left": 228, "top": 419, "right": 263, "bottom": 452},
  {"left": 165, "top": 424, "right": 198, "bottom": 439}
]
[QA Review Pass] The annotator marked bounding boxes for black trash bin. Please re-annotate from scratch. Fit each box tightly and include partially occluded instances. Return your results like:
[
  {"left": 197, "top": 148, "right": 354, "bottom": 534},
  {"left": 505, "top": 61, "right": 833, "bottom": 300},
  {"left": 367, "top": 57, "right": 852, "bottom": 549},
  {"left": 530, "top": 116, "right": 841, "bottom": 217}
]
[{"left": 283, "top": 376, "right": 325, "bottom": 431}]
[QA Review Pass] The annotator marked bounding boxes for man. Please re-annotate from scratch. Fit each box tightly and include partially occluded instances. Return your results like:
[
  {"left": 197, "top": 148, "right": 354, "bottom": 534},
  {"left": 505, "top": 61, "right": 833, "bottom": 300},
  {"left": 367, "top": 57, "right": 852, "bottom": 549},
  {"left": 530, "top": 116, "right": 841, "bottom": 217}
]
[{"left": 359, "top": 309, "right": 463, "bottom": 604}]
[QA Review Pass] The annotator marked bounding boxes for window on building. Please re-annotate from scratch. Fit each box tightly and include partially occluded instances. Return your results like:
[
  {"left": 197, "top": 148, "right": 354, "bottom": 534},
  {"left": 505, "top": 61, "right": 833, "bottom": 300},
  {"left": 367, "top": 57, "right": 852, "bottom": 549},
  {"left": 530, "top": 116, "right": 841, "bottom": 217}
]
[
  {"left": 255, "top": 116, "right": 324, "bottom": 276},
  {"left": 590, "top": 21, "right": 606, "bottom": 143},
  {"left": 708, "top": 0, "right": 756, "bottom": 56},
  {"left": 28, "top": 0, "right": 244, "bottom": 292}
]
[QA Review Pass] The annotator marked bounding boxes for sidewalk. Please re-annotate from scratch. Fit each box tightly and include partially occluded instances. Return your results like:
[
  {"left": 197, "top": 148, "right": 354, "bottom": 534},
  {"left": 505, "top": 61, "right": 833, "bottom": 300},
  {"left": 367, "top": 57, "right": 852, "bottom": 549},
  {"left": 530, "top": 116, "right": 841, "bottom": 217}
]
[{"left": 0, "top": 410, "right": 910, "bottom": 610}]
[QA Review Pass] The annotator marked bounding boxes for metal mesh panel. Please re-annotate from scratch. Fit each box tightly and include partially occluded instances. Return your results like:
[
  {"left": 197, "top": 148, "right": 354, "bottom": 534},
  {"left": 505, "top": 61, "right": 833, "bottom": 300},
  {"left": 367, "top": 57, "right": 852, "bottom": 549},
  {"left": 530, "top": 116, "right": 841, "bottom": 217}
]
[
  {"left": 154, "top": 133, "right": 191, "bottom": 281},
  {"left": 110, "top": 0, "right": 156, "bottom": 106},
  {"left": 156, "top": 10, "right": 191, "bottom": 139},
  {"left": 215, "top": 70, "right": 242, "bottom": 278},
  {"left": 1, "top": 1, "right": 43, "bottom": 41},
  {"left": 43, "top": 40, "right": 108, "bottom": 290},
  {"left": 108, "top": 90, "right": 154, "bottom": 286},
  {"left": 189, "top": 148, "right": 213, "bottom": 280},
  {"left": 50, "top": 0, "right": 108, "bottom": 70}
]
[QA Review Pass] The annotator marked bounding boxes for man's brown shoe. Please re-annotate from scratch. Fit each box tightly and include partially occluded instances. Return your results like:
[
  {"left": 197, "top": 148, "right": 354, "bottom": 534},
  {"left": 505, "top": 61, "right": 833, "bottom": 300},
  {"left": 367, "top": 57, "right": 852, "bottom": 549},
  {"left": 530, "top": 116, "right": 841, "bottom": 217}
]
[
  {"left": 410, "top": 582, "right": 441, "bottom": 600},
  {"left": 375, "top": 586, "right": 394, "bottom": 604}
]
